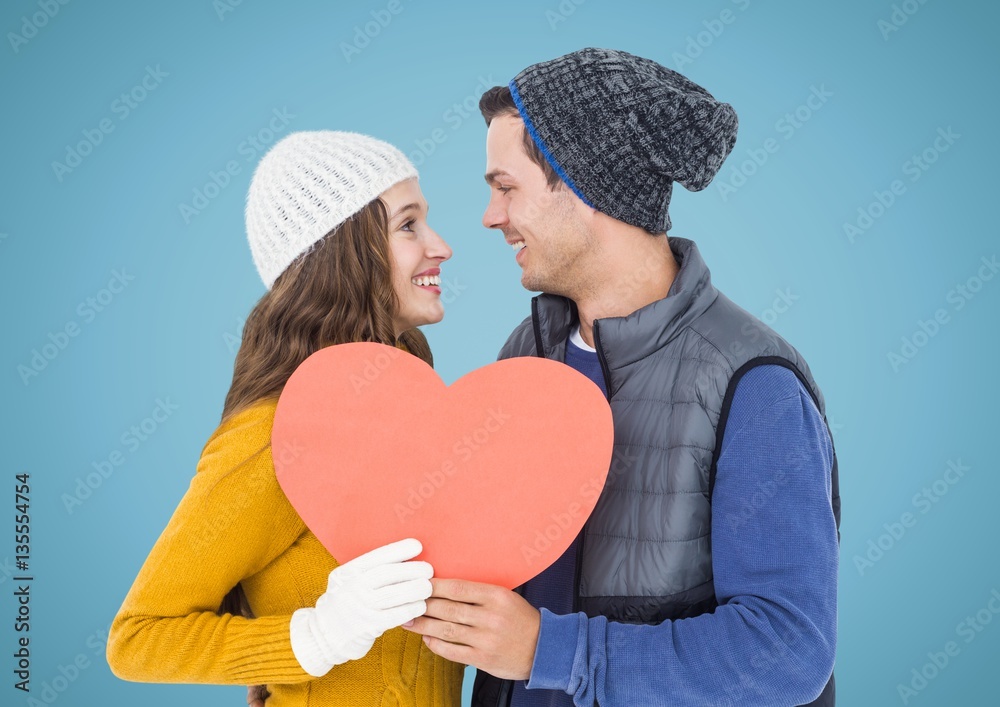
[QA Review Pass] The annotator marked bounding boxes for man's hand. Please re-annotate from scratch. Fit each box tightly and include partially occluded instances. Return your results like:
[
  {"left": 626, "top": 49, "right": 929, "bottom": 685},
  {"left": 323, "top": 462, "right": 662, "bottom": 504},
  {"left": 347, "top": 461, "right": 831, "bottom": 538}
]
[
  {"left": 247, "top": 684, "right": 269, "bottom": 706},
  {"left": 403, "top": 578, "right": 540, "bottom": 680}
]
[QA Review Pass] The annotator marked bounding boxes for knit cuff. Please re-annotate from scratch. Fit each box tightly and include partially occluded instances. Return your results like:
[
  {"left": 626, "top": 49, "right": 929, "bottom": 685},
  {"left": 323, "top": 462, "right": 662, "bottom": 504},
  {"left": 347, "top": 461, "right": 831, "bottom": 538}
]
[
  {"left": 526, "top": 608, "right": 581, "bottom": 692},
  {"left": 289, "top": 608, "right": 332, "bottom": 678}
]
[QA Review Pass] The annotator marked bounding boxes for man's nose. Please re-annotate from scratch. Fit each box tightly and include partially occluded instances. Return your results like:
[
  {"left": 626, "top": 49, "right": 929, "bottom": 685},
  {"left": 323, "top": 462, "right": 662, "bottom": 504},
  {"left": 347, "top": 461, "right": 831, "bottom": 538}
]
[{"left": 482, "top": 194, "right": 508, "bottom": 230}]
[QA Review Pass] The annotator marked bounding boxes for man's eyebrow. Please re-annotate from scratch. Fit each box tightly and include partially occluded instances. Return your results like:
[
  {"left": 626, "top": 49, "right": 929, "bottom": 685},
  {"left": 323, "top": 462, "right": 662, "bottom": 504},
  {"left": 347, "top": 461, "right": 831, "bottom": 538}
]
[{"left": 484, "top": 170, "right": 513, "bottom": 185}]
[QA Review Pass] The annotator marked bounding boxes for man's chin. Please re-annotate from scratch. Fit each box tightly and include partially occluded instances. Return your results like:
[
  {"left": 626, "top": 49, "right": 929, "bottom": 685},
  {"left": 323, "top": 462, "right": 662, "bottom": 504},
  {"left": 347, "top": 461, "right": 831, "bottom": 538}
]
[
  {"left": 521, "top": 268, "right": 566, "bottom": 295},
  {"left": 521, "top": 275, "right": 545, "bottom": 292},
  {"left": 519, "top": 272, "right": 544, "bottom": 293}
]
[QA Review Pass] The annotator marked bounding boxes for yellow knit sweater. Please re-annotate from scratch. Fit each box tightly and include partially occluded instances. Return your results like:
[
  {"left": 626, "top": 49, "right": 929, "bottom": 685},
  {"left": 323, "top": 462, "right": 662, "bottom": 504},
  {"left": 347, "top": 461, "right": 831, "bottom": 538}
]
[{"left": 107, "top": 398, "right": 463, "bottom": 706}]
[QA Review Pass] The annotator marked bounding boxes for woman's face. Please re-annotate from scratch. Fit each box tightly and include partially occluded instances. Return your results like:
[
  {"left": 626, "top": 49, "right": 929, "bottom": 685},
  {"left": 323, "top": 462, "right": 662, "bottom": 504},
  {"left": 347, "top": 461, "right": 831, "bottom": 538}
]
[{"left": 381, "top": 178, "right": 452, "bottom": 335}]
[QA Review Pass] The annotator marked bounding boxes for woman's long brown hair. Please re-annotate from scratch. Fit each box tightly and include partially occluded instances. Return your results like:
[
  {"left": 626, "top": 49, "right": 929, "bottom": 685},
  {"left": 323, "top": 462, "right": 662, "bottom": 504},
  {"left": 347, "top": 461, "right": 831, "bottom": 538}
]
[{"left": 218, "top": 196, "right": 433, "bottom": 619}]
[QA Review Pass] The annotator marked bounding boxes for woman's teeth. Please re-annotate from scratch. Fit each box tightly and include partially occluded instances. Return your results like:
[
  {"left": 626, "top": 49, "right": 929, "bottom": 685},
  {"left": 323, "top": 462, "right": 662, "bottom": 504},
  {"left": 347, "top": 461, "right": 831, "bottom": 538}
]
[{"left": 412, "top": 275, "right": 441, "bottom": 287}]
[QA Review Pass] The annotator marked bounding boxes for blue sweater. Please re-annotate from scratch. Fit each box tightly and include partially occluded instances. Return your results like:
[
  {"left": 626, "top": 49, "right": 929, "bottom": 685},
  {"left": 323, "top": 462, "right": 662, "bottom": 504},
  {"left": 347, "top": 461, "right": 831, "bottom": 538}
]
[{"left": 509, "top": 339, "right": 838, "bottom": 706}]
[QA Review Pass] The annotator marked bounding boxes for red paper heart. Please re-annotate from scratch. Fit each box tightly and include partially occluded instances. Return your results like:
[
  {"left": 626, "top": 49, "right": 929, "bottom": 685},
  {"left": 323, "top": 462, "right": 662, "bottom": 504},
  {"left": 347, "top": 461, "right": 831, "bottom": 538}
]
[{"left": 271, "top": 342, "right": 614, "bottom": 589}]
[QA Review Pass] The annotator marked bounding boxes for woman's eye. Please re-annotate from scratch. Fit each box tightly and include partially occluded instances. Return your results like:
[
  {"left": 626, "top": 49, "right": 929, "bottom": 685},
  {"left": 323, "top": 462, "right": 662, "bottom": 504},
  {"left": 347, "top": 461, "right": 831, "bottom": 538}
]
[{"left": 400, "top": 219, "right": 415, "bottom": 232}]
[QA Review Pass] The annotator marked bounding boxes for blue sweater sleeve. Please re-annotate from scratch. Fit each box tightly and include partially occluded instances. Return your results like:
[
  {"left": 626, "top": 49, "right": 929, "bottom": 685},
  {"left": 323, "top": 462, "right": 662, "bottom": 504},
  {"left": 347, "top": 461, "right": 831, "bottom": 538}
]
[{"left": 525, "top": 365, "right": 839, "bottom": 706}]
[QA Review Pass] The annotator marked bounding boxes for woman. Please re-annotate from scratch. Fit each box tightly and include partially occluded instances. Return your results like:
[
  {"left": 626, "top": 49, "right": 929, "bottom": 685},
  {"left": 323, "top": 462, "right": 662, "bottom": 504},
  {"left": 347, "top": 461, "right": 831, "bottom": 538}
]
[{"left": 106, "top": 131, "right": 463, "bottom": 706}]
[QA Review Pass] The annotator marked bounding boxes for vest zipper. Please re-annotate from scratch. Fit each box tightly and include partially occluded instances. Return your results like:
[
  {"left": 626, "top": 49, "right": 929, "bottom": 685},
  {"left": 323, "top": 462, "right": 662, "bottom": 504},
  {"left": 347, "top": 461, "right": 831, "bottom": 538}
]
[
  {"left": 592, "top": 321, "right": 612, "bottom": 400},
  {"left": 530, "top": 297, "right": 545, "bottom": 358},
  {"left": 495, "top": 677, "right": 512, "bottom": 707},
  {"left": 571, "top": 530, "right": 587, "bottom": 616},
  {"left": 573, "top": 321, "right": 610, "bottom": 616}
]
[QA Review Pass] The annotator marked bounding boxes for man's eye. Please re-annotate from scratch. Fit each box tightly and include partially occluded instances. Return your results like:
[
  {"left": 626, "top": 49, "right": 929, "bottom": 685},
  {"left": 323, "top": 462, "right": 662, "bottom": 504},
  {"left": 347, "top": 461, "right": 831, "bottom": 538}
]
[{"left": 498, "top": 185, "right": 511, "bottom": 194}]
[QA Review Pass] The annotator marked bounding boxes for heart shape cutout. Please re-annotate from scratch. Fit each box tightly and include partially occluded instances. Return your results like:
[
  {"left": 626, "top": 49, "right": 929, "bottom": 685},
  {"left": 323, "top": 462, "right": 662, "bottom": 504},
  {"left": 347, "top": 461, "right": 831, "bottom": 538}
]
[{"left": 271, "top": 342, "right": 614, "bottom": 589}]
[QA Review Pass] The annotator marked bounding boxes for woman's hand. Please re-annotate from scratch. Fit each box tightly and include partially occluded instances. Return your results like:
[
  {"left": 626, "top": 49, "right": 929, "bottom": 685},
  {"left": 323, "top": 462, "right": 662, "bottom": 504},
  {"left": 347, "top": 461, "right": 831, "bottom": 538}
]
[{"left": 289, "top": 538, "right": 432, "bottom": 677}]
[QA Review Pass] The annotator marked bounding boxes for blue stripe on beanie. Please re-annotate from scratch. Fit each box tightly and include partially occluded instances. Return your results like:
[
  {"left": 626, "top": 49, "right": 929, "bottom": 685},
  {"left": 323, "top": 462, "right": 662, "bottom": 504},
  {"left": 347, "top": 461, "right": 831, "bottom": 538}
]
[{"left": 508, "top": 79, "right": 595, "bottom": 209}]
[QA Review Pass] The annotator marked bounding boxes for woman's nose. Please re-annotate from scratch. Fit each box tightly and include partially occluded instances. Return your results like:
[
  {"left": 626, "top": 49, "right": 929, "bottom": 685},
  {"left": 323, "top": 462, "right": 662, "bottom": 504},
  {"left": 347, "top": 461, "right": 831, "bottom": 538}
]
[{"left": 426, "top": 228, "right": 452, "bottom": 261}]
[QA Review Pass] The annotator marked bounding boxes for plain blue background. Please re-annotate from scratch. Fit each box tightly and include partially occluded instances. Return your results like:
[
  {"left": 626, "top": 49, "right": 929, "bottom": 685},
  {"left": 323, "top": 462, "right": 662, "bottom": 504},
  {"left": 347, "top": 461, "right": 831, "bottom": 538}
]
[{"left": 2, "top": 1, "right": 997, "bottom": 705}]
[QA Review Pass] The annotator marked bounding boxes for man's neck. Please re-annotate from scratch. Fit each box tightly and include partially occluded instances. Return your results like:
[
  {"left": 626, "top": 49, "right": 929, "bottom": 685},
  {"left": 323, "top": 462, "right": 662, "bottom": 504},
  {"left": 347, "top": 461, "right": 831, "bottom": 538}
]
[{"left": 574, "top": 236, "right": 679, "bottom": 348}]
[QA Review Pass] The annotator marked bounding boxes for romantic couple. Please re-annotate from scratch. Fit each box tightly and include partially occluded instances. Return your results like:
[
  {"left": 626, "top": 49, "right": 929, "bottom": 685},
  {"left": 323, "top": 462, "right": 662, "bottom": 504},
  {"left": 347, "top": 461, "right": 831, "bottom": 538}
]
[{"left": 106, "top": 48, "right": 841, "bottom": 707}]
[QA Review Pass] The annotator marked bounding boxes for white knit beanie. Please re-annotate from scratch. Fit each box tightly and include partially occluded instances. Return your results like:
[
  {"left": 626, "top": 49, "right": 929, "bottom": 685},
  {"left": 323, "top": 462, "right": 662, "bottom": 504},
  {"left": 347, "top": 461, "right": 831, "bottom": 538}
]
[{"left": 245, "top": 130, "right": 419, "bottom": 289}]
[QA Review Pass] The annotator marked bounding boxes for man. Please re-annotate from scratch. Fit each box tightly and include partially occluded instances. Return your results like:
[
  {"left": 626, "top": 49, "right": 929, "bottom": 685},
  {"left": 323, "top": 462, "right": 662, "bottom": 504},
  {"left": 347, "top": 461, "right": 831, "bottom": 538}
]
[{"left": 404, "top": 48, "right": 841, "bottom": 706}]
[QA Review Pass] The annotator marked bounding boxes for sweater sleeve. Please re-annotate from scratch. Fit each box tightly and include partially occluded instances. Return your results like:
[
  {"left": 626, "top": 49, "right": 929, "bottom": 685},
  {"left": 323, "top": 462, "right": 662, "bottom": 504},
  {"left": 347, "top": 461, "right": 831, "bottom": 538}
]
[
  {"left": 106, "top": 403, "right": 315, "bottom": 685},
  {"left": 525, "top": 365, "right": 839, "bottom": 706}
]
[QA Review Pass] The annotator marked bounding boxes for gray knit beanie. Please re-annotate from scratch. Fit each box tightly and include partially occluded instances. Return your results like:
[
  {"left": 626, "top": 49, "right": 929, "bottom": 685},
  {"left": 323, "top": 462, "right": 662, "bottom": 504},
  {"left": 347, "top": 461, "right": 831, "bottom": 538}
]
[{"left": 509, "top": 47, "right": 738, "bottom": 233}]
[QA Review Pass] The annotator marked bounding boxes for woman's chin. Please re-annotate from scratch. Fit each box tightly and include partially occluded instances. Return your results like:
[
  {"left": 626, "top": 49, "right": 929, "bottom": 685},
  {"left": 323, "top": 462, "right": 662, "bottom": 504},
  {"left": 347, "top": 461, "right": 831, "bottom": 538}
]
[
  {"left": 421, "top": 310, "right": 446, "bottom": 327},
  {"left": 398, "top": 310, "right": 445, "bottom": 332}
]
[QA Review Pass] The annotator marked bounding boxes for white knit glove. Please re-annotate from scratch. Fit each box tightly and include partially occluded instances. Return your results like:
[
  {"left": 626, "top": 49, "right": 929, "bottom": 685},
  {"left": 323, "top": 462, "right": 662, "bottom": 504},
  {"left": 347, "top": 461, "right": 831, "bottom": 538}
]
[{"left": 289, "top": 538, "right": 432, "bottom": 677}]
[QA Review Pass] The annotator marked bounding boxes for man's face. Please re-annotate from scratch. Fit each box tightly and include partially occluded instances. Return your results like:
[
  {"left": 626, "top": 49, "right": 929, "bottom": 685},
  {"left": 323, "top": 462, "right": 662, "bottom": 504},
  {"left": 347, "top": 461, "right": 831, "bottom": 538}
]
[{"left": 482, "top": 115, "right": 595, "bottom": 296}]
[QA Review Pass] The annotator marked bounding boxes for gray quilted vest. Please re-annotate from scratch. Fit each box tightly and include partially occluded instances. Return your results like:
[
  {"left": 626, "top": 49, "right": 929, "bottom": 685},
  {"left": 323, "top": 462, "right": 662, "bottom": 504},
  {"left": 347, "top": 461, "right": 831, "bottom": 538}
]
[{"left": 474, "top": 237, "right": 840, "bottom": 707}]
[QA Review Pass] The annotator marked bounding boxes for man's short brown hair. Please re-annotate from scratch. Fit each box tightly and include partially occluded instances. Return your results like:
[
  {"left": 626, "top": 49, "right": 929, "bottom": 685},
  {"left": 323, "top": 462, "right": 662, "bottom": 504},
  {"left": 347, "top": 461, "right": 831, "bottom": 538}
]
[{"left": 479, "top": 86, "right": 563, "bottom": 190}]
